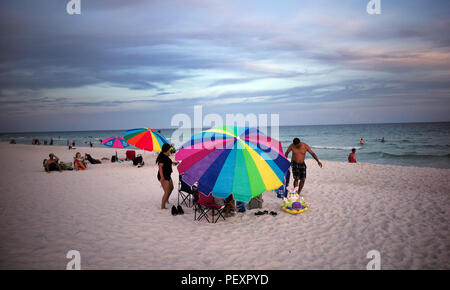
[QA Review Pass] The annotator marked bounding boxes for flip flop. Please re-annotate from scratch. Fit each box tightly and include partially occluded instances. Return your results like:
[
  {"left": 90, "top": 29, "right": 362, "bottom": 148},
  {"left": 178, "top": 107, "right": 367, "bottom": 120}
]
[
  {"left": 171, "top": 205, "right": 178, "bottom": 216},
  {"left": 177, "top": 205, "right": 184, "bottom": 215},
  {"left": 254, "top": 211, "right": 265, "bottom": 216},
  {"left": 270, "top": 211, "right": 277, "bottom": 216}
]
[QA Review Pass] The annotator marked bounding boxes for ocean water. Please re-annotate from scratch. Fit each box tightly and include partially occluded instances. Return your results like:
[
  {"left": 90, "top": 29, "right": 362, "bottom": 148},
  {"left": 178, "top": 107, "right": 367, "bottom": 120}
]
[{"left": 1, "top": 123, "right": 449, "bottom": 168}]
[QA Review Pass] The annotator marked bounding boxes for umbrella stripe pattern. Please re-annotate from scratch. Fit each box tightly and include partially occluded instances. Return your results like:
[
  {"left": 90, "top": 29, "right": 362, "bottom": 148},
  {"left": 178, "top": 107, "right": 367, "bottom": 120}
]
[
  {"left": 124, "top": 128, "right": 169, "bottom": 152},
  {"left": 102, "top": 136, "right": 130, "bottom": 148},
  {"left": 175, "top": 126, "right": 290, "bottom": 202}
]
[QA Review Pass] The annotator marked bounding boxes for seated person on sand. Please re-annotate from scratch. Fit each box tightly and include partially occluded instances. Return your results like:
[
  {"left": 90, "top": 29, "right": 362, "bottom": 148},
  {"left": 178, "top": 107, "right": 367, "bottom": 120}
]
[
  {"left": 214, "top": 194, "right": 237, "bottom": 218},
  {"left": 74, "top": 152, "right": 87, "bottom": 170},
  {"left": 348, "top": 148, "right": 357, "bottom": 163},
  {"left": 43, "top": 153, "right": 62, "bottom": 172}
]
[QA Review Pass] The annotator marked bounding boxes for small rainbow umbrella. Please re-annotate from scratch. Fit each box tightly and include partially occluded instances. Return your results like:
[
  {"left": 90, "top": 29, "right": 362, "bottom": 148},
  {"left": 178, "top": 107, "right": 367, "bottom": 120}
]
[
  {"left": 123, "top": 128, "right": 169, "bottom": 152},
  {"left": 175, "top": 126, "right": 290, "bottom": 202},
  {"left": 102, "top": 136, "right": 130, "bottom": 156}
]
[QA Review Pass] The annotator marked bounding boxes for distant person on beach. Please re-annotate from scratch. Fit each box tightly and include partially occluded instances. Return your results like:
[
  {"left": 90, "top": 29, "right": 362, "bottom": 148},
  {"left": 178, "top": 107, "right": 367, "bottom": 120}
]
[
  {"left": 360, "top": 138, "right": 365, "bottom": 145},
  {"left": 89, "top": 141, "right": 93, "bottom": 148},
  {"left": 50, "top": 138, "right": 53, "bottom": 145},
  {"left": 156, "top": 143, "right": 174, "bottom": 209},
  {"left": 285, "top": 138, "right": 322, "bottom": 195},
  {"left": 381, "top": 137, "right": 385, "bottom": 143},
  {"left": 348, "top": 148, "right": 357, "bottom": 163},
  {"left": 43, "top": 153, "right": 62, "bottom": 172}
]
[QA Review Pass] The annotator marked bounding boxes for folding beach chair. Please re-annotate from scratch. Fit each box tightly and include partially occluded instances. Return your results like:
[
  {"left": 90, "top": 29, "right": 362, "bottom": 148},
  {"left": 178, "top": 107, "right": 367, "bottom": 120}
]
[
  {"left": 126, "top": 150, "right": 136, "bottom": 161},
  {"left": 194, "top": 191, "right": 227, "bottom": 223},
  {"left": 178, "top": 174, "right": 193, "bottom": 207}
]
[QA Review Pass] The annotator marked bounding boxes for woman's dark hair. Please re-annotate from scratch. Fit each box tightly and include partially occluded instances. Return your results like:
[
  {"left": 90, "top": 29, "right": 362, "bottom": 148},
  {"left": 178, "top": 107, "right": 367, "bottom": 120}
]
[
  {"left": 156, "top": 143, "right": 172, "bottom": 164},
  {"left": 161, "top": 143, "right": 171, "bottom": 153}
]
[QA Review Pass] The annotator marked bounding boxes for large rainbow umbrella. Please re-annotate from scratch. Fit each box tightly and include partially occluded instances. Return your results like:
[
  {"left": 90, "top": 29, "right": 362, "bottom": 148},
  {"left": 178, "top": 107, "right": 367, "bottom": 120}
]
[
  {"left": 175, "top": 126, "right": 290, "bottom": 202},
  {"left": 123, "top": 128, "right": 169, "bottom": 152}
]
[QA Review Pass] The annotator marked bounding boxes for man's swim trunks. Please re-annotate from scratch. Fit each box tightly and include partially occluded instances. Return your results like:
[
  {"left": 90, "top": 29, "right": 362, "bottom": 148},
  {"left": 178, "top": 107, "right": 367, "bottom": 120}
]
[{"left": 291, "top": 161, "right": 307, "bottom": 180}]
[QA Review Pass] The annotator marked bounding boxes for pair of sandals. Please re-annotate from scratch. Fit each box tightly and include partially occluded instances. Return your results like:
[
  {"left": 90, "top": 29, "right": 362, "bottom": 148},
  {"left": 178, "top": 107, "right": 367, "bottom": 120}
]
[
  {"left": 255, "top": 210, "right": 277, "bottom": 216},
  {"left": 171, "top": 205, "right": 184, "bottom": 216}
]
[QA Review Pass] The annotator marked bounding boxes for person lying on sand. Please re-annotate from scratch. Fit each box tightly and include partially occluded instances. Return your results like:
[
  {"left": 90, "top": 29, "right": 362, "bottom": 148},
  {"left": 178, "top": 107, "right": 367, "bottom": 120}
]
[
  {"left": 285, "top": 138, "right": 322, "bottom": 195},
  {"left": 156, "top": 143, "right": 174, "bottom": 209},
  {"left": 43, "top": 153, "right": 62, "bottom": 172},
  {"left": 74, "top": 152, "right": 87, "bottom": 170}
]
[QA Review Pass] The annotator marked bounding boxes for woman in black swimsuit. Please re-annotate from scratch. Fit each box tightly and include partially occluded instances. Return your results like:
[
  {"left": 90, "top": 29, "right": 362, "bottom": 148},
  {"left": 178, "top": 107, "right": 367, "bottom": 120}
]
[{"left": 156, "top": 143, "right": 174, "bottom": 209}]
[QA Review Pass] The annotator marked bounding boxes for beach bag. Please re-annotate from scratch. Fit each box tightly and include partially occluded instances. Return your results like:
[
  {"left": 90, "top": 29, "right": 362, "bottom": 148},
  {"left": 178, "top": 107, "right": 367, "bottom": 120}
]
[
  {"left": 276, "top": 185, "right": 286, "bottom": 198},
  {"left": 126, "top": 150, "right": 136, "bottom": 161},
  {"left": 59, "top": 162, "right": 73, "bottom": 170},
  {"left": 247, "top": 195, "right": 263, "bottom": 210},
  {"left": 111, "top": 155, "right": 117, "bottom": 163},
  {"left": 276, "top": 170, "right": 290, "bottom": 198},
  {"left": 133, "top": 155, "right": 143, "bottom": 166},
  {"left": 236, "top": 201, "right": 246, "bottom": 213}
]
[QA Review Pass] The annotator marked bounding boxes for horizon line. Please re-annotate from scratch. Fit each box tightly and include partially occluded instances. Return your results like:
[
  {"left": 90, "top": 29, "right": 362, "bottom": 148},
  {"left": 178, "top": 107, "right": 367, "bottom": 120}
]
[{"left": 1, "top": 120, "right": 449, "bottom": 135}]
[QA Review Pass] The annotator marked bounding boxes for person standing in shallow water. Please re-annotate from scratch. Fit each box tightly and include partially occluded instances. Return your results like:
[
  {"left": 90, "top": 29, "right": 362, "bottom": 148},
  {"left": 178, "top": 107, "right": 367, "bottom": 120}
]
[
  {"left": 348, "top": 148, "right": 357, "bottom": 163},
  {"left": 156, "top": 143, "right": 174, "bottom": 209},
  {"left": 285, "top": 138, "right": 322, "bottom": 195}
]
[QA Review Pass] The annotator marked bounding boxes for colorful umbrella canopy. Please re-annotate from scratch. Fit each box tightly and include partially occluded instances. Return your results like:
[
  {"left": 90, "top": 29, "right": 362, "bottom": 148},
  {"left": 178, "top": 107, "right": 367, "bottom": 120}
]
[
  {"left": 175, "top": 126, "right": 290, "bottom": 202},
  {"left": 102, "top": 136, "right": 130, "bottom": 148},
  {"left": 123, "top": 128, "right": 169, "bottom": 152}
]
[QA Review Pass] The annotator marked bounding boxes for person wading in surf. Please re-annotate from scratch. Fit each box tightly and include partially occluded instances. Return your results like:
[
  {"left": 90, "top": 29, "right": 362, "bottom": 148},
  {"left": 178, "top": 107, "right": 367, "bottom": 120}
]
[{"left": 285, "top": 138, "right": 323, "bottom": 195}]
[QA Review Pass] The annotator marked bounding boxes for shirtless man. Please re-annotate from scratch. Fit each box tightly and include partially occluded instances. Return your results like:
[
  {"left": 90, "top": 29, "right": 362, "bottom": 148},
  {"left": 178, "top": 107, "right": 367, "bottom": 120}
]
[
  {"left": 43, "top": 153, "right": 62, "bottom": 172},
  {"left": 285, "top": 138, "right": 322, "bottom": 195}
]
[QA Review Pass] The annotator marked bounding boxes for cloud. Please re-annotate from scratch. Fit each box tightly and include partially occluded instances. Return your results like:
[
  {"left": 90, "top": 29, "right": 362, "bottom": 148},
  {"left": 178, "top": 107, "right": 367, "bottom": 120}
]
[{"left": 0, "top": 0, "right": 449, "bottom": 131}]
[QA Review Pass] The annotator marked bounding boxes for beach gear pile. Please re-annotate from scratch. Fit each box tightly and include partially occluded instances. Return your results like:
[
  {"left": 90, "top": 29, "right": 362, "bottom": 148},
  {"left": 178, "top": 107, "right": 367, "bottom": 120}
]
[{"left": 281, "top": 187, "right": 309, "bottom": 214}]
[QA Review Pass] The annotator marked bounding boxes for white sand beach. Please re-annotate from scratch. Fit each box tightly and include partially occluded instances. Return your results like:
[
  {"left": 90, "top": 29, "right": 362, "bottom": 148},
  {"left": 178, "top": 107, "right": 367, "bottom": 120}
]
[{"left": 0, "top": 142, "right": 448, "bottom": 270}]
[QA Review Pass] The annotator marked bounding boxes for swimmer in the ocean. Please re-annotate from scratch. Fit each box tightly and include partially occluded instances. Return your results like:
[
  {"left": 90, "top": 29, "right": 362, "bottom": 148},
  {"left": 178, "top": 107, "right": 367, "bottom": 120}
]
[{"left": 360, "top": 138, "right": 365, "bottom": 145}]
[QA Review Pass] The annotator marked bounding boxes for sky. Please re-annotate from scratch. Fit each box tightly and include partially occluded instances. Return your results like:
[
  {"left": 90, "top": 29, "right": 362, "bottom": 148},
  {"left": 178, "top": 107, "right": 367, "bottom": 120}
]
[{"left": 0, "top": 0, "right": 449, "bottom": 132}]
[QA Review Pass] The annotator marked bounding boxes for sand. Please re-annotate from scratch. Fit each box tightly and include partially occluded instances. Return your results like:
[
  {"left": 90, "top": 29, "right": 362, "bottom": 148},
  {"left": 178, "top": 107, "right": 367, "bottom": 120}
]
[{"left": 0, "top": 142, "right": 448, "bottom": 269}]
